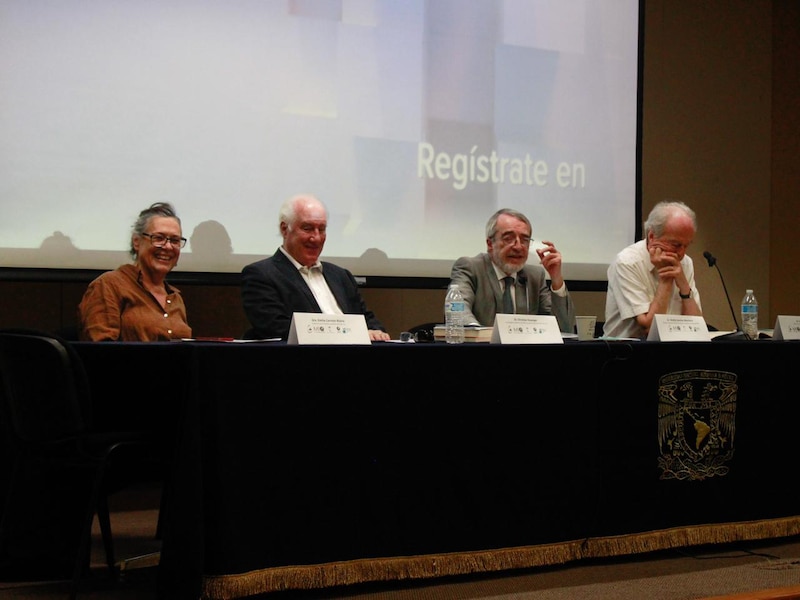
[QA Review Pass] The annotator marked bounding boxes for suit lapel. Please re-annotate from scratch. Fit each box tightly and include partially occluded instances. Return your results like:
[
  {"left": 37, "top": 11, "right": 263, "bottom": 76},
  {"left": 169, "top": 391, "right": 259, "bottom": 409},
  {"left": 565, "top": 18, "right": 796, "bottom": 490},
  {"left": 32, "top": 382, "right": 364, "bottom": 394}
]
[
  {"left": 483, "top": 254, "right": 506, "bottom": 310},
  {"left": 273, "top": 250, "right": 319, "bottom": 309},
  {"left": 513, "top": 280, "right": 525, "bottom": 314}
]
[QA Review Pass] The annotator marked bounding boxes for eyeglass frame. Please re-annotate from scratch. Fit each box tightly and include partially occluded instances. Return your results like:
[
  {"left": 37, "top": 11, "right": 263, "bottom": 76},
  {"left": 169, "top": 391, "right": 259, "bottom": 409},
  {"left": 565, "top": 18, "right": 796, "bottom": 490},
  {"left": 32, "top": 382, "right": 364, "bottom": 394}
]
[
  {"left": 140, "top": 232, "right": 187, "bottom": 248},
  {"left": 493, "top": 232, "right": 533, "bottom": 247}
]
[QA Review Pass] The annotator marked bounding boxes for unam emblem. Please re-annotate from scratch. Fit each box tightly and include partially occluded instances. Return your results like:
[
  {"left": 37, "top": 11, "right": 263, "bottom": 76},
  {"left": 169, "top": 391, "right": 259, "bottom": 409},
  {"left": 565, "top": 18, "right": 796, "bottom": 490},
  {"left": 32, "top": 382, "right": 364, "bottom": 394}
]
[{"left": 657, "top": 369, "right": 737, "bottom": 481}]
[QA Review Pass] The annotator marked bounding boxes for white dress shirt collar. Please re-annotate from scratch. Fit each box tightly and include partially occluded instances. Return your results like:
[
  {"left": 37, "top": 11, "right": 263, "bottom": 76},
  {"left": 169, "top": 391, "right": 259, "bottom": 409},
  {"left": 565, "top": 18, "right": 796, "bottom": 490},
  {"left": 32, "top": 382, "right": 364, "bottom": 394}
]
[
  {"left": 279, "top": 247, "right": 340, "bottom": 314},
  {"left": 280, "top": 246, "right": 322, "bottom": 272},
  {"left": 491, "top": 262, "right": 516, "bottom": 284}
]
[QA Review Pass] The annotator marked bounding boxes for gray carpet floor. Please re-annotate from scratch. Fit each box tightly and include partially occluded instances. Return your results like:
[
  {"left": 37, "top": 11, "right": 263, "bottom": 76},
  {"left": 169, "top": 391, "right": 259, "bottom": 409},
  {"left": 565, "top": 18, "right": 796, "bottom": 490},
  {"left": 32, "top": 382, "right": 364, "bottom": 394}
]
[{"left": 3, "top": 484, "right": 800, "bottom": 600}]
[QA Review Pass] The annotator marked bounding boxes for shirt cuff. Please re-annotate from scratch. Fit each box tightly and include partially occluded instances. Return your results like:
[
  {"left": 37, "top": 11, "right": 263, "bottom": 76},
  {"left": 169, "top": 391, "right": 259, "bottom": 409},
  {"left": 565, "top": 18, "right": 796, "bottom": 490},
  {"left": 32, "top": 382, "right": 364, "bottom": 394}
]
[{"left": 551, "top": 282, "right": 567, "bottom": 297}]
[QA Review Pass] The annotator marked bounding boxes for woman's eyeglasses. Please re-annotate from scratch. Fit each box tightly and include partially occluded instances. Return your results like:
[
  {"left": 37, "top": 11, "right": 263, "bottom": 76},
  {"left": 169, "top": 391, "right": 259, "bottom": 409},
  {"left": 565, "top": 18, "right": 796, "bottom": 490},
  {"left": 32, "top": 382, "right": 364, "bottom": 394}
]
[{"left": 141, "top": 232, "right": 187, "bottom": 248}]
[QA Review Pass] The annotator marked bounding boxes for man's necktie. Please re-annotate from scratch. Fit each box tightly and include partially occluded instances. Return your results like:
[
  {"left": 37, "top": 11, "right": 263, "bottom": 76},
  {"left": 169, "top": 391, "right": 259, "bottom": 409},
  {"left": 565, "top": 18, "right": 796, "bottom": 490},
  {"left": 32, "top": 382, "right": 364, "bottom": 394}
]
[{"left": 502, "top": 276, "right": 514, "bottom": 314}]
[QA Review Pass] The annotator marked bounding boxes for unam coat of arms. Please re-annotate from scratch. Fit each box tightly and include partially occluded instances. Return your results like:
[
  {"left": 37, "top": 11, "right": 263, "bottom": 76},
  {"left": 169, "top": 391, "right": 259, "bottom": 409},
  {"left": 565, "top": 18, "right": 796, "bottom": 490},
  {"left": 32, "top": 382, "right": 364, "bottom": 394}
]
[{"left": 657, "top": 369, "right": 737, "bottom": 481}]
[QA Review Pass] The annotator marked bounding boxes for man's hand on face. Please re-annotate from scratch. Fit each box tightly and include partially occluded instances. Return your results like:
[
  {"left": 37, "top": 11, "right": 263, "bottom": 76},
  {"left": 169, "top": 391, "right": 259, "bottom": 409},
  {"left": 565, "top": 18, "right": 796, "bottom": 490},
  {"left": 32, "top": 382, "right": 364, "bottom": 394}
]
[{"left": 649, "top": 243, "right": 677, "bottom": 269}]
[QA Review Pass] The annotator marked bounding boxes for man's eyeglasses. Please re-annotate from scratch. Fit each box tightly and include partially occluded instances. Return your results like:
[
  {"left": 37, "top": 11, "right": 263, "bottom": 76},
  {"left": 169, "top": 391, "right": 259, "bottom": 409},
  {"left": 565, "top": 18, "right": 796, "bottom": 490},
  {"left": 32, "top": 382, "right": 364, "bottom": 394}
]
[
  {"left": 495, "top": 232, "right": 532, "bottom": 247},
  {"left": 663, "top": 240, "right": 689, "bottom": 251},
  {"left": 141, "top": 232, "right": 187, "bottom": 248}
]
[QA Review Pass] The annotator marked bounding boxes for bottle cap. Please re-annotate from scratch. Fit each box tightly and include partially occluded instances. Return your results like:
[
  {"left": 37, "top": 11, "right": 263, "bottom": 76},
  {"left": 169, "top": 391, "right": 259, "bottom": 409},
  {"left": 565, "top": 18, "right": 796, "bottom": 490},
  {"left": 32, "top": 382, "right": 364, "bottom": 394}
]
[{"left": 746, "top": 289, "right": 753, "bottom": 294}]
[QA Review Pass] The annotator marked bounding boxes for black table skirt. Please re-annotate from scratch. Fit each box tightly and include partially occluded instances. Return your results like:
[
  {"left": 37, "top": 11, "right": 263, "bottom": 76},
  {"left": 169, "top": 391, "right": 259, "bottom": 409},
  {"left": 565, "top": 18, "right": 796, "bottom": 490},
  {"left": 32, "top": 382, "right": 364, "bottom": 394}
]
[{"left": 70, "top": 339, "right": 800, "bottom": 599}]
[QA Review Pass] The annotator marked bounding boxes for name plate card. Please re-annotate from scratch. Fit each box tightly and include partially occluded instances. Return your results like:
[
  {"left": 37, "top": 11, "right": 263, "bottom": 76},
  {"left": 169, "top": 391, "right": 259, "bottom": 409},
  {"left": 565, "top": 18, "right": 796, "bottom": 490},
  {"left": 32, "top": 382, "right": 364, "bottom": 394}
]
[
  {"left": 491, "top": 314, "right": 563, "bottom": 345},
  {"left": 647, "top": 314, "right": 711, "bottom": 342},
  {"left": 772, "top": 315, "right": 800, "bottom": 340},
  {"left": 288, "top": 313, "right": 371, "bottom": 345}
]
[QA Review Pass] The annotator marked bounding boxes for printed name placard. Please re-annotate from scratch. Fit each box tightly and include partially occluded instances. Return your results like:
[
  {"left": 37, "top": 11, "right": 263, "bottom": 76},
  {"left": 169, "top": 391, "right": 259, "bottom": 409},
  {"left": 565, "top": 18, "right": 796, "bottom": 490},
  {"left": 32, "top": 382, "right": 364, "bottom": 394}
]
[
  {"left": 491, "top": 314, "right": 563, "bottom": 345},
  {"left": 647, "top": 314, "right": 711, "bottom": 342},
  {"left": 287, "top": 313, "right": 371, "bottom": 345},
  {"left": 772, "top": 315, "right": 800, "bottom": 340}
]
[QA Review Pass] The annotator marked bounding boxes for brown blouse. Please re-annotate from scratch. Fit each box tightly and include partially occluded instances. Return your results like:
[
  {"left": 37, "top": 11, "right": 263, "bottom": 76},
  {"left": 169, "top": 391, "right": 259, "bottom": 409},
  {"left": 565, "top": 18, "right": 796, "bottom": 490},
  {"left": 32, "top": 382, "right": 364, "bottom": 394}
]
[{"left": 78, "top": 264, "right": 192, "bottom": 341}]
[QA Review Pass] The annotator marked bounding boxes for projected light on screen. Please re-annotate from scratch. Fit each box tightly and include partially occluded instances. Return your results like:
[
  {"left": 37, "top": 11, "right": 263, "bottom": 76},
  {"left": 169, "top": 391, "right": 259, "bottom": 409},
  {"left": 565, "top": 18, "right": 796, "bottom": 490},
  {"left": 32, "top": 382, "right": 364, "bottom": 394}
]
[{"left": 0, "top": 0, "right": 641, "bottom": 282}]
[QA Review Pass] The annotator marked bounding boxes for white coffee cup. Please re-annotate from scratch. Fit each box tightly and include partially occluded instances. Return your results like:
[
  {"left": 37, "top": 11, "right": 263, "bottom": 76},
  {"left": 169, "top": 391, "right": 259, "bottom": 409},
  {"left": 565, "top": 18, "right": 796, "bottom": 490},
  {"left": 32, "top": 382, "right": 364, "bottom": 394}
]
[{"left": 576, "top": 316, "right": 597, "bottom": 341}]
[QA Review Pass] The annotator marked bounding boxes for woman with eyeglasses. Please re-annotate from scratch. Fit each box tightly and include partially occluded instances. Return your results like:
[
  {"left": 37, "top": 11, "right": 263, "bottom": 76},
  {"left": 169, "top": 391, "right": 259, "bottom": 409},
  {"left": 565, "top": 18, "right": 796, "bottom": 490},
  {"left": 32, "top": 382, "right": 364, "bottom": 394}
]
[{"left": 78, "top": 202, "right": 192, "bottom": 341}]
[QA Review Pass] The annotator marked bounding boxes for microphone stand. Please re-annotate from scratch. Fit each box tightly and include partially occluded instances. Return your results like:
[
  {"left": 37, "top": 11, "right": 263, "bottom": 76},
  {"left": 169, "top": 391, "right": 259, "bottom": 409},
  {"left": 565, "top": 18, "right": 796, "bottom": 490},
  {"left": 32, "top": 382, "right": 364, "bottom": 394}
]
[{"left": 704, "top": 251, "right": 748, "bottom": 340}]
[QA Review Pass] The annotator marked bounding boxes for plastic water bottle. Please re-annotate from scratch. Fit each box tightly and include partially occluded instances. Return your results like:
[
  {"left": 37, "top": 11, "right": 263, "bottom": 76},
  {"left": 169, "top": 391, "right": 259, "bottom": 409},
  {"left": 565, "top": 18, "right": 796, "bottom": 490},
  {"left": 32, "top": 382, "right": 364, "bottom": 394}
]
[
  {"left": 444, "top": 284, "right": 465, "bottom": 344},
  {"left": 741, "top": 289, "right": 759, "bottom": 340}
]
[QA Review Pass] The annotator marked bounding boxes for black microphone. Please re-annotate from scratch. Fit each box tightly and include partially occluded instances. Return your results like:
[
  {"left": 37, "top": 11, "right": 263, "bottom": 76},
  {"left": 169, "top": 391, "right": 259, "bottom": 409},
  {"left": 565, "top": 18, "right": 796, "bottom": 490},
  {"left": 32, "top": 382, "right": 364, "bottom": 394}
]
[{"left": 704, "top": 250, "right": 747, "bottom": 340}]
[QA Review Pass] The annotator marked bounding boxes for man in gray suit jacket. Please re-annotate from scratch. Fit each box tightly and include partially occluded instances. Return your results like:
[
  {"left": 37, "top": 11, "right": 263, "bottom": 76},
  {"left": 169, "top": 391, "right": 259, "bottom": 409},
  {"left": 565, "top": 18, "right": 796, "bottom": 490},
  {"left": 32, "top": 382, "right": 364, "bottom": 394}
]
[
  {"left": 449, "top": 208, "right": 575, "bottom": 333},
  {"left": 241, "top": 194, "right": 390, "bottom": 341}
]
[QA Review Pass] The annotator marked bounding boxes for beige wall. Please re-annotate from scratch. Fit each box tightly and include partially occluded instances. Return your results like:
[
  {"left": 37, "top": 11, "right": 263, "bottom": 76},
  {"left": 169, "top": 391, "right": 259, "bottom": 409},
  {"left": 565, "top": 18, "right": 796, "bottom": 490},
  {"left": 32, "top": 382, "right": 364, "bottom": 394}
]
[
  {"left": 644, "top": 0, "right": 772, "bottom": 331},
  {"left": 1, "top": 1, "right": 798, "bottom": 339},
  {"left": 769, "top": 0, "right": 800, "bottom": 319},
  {"left": 638, "top": 0, "right": 798, "bottom": 332}
]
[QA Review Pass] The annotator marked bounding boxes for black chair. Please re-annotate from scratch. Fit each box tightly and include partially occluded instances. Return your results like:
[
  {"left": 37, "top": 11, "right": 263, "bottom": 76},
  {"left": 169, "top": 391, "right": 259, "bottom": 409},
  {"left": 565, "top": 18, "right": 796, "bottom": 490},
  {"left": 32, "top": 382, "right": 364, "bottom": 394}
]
[
  {"left": 0, "top": 330, "right": 163, "bottom": 599},
  {"left": 594, "top": 320, "right": 605, "bottom": 338}
]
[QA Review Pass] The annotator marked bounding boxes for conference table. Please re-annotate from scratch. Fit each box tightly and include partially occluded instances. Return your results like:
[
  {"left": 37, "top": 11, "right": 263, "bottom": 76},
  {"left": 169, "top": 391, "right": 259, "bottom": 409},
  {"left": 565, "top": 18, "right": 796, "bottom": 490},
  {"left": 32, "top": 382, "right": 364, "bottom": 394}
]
[{"left": 74, "top": 338, "right": 800, "bottom": 600}]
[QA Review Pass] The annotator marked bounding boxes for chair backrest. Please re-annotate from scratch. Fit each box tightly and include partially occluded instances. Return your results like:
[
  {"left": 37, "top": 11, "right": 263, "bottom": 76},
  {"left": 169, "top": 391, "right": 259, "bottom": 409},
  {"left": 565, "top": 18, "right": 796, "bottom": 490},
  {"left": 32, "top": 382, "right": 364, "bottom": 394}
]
[
  {"left": 0, "top": 331, "right": 90, "bottom": 444},
  {"left": 594, "top": 320, "right": 605, "bottom": 338}
]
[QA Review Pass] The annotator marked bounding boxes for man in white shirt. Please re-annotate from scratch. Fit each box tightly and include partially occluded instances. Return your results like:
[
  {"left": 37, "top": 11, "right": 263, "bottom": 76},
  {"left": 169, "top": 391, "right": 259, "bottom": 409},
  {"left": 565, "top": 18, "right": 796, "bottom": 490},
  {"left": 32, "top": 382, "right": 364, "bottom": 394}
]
[{"left": 604, "top": 200, "right": 703, "bottom": 339}]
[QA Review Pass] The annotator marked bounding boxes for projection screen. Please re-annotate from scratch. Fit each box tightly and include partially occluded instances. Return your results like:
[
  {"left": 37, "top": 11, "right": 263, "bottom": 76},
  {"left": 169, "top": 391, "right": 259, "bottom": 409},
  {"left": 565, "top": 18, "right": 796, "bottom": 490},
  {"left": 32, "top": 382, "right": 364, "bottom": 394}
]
[{"left": 0, "top": 0, "right": 642, "bottom": 282}]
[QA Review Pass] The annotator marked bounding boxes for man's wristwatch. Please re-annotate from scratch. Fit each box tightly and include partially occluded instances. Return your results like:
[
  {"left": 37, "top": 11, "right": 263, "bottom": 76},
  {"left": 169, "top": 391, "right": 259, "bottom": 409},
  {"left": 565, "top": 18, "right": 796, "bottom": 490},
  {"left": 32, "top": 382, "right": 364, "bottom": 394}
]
[{"left": 679, "top": 289, "right": 692, "bottom": 299}]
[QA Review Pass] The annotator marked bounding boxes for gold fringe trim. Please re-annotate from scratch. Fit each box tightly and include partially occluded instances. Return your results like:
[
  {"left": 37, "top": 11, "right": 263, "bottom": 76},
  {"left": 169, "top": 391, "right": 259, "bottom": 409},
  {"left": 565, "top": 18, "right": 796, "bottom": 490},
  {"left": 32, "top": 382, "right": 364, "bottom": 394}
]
[
  {"left": 582, "top": 517, "right": 800, "bottom": 559},
  {"left": 201, "top": 542, "right": 583, "bottom": 600},
  {"left": 202, "top": 516, "right": 800, "bottom": 600}
]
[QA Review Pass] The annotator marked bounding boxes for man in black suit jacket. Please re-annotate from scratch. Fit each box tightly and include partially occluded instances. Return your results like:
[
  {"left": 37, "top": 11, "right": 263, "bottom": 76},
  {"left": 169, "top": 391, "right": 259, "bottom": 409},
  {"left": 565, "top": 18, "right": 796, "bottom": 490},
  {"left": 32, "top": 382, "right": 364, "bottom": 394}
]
[{"left": 241, "top": 194, "right": 390, "bottom": 341}]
